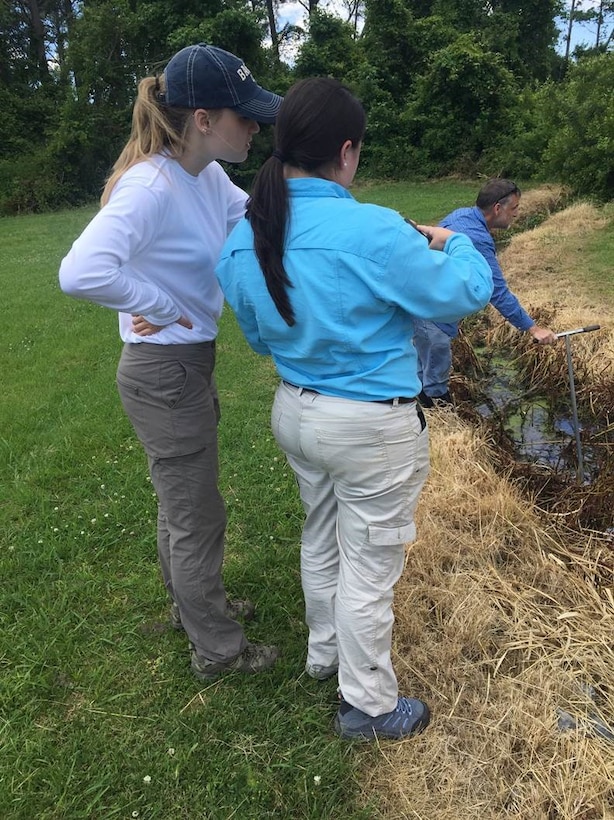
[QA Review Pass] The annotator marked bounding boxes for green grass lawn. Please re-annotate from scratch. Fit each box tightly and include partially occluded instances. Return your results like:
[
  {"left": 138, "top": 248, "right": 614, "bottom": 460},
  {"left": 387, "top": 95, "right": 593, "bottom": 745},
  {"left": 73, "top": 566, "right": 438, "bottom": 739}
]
[{"left": 0, "top": 185, "right": 611, "bottom": 819}]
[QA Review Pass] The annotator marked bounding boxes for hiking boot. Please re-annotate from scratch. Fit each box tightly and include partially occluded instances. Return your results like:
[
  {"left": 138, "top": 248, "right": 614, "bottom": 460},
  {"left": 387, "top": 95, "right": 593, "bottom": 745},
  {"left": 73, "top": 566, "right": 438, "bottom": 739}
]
[
  {"left": 417, "top": 390, "right": 435, "bottom": 408},
  {"left": 191, "top": 643, "right": 279, "bottom": 681},
  {"left": 305, "top": 662, "right": 339, "bottom": 681},
  {"left": 334, "top": 696, "right": 430, "bottom": 741},
  {"left": 170, "top": 598, "right": 256, "bottom": 631},
  {"left": 433, "top": 390, "right": 452, "bottom": 407}
]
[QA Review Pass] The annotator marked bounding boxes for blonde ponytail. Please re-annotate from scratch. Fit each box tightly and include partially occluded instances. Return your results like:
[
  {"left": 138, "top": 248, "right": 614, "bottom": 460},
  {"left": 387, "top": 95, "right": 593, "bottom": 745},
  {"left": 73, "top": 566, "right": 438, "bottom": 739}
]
[{"left": 101, "top": 76, "right": 193, "bottom": 206}]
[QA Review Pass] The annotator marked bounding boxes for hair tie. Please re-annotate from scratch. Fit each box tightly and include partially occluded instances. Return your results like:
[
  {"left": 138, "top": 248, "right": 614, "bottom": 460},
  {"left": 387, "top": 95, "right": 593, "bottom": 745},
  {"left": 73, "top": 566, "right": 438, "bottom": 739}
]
[
  {"left": 272, "top": 149, "right": 286, "bottom": 162},
  {"left": 154, "top": 73, "right": 166, "bottom": 103}
]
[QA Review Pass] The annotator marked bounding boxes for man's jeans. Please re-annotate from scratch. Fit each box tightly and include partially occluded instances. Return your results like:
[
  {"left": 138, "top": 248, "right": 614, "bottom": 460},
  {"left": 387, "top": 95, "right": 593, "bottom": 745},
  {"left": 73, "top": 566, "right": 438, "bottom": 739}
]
[
  {"left": 272, "top": 381, "right": 429, "bottom": 717},
  {"left": 413, "top": 319, "right": 454, "bottom": 398}
]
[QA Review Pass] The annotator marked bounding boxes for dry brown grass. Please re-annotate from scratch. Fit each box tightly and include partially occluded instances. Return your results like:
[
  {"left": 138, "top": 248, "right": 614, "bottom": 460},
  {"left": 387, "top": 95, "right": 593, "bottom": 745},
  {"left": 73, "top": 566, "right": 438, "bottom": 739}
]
[
  {"left": 363, "top": 412, "right": 614, "bottom": 819},
  {"left": 360, "top": 198, "right": 614, "bottom": 819},
  {"left": 515, "top": 184, "right": 571, "bottom": 224},
  {"left": 489, "top": 202, "right": 614, "bottom": 386}
]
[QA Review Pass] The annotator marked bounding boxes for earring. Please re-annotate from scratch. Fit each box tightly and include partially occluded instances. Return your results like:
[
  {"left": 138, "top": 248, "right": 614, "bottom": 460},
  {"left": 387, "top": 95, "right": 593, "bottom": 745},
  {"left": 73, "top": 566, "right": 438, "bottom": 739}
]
[{"left": 343, "top": 162, "right": 347, "bottom": 168}]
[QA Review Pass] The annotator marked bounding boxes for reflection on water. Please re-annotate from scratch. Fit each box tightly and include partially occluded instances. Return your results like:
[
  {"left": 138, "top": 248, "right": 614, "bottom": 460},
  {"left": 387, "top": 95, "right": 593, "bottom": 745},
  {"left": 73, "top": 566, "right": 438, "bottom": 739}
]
[{"left": 475, "top": 353, "right": 600, "bottom": 484}]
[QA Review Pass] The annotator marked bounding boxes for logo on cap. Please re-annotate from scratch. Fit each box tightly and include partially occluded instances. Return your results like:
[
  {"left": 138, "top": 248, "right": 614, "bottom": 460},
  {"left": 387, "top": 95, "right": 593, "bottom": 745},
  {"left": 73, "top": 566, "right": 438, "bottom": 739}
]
[{"left": 237, "top": 65, "right": 252, "bottom": 82}]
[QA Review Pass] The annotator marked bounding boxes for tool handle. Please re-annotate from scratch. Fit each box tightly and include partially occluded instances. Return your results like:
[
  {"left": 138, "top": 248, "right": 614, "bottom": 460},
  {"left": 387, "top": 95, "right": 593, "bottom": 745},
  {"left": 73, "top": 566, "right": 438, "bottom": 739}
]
[{"left": 555, "top": 324, "right": 601, "bottom": 338}]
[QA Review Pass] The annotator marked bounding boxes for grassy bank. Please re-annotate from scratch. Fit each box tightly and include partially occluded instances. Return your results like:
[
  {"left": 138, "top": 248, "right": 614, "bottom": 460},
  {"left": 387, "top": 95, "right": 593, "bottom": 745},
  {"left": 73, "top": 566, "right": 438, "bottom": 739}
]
[{"left": 1, "top": 184, "right": 612, "bottom": 819}]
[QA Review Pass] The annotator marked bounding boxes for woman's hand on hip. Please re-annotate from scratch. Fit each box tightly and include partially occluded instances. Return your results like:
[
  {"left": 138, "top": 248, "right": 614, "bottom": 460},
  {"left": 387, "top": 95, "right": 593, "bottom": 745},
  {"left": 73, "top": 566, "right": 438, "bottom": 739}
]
[{"left": 131, "top": 314, "right": 193, "bottom": 336}]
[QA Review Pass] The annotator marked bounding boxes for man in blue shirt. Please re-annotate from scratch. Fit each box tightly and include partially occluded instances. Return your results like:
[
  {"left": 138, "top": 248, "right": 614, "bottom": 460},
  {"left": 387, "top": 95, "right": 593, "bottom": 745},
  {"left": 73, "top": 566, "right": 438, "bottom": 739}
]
[{"left": 414, "top": 178, "right": 557, "bottom": 407}]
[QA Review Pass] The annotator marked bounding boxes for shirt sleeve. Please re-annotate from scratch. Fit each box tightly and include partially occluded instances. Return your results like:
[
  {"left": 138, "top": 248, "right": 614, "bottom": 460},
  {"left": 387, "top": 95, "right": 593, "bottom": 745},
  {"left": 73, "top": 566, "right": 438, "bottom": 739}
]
[
  {"left": 443, "top": 211, "right": 534, "bottom": 331},
  {"left": 58, "top": 181, "right": 182, "bottom": 326},
  {"left": 228, "top": 295, "right": 269, "bottom": 356},
  {"left": 381, "top": 224, "right": 494, "bottom": 323},
  {"left": 217, "top": 249, "right": 269, "bottom": 356}
]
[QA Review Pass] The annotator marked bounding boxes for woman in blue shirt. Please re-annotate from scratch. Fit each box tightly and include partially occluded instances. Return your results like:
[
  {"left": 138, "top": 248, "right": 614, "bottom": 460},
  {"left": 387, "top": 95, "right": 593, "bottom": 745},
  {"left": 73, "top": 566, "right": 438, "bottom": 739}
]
[{"left": 216, "top": 78, "right": 493, "bottom": 741}]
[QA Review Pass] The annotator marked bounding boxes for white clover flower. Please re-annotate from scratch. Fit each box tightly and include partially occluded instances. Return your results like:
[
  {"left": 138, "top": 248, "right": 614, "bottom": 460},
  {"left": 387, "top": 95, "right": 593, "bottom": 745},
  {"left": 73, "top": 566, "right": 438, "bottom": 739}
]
[
  {"left": 132, "top": 812, "right": 139, "bottom": 818},
  {"left": 143, "top": 775, "right": 151, "bottom": 784},
  {"left": 167, "top": 747, "right": 175, "bottom": 756},
  {"left": 313, "top": 775, "right": 322, "bottom": 786}
]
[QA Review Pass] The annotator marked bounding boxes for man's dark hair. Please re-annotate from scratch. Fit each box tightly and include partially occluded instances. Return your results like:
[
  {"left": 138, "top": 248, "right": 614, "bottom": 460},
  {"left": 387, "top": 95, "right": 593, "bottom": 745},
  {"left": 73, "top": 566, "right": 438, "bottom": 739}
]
[{"left": 476, "top": 178, "right": 521, "bottom": 210}]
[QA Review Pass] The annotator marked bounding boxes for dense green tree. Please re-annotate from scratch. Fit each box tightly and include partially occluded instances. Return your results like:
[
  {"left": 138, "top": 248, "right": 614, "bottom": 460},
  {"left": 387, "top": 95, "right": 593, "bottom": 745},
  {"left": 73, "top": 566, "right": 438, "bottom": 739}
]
[
  {"left": 0, "top": 0, "right": 611, "bottom": 211},
  {"left": 404, "top": 34, "right": 518, "bottom": 174},
  {"left": 541, "top": 53, "right": 614, "bottom": 199},
  {"left": 360, "top": 0, "right": 420, "bottom": 98},
  {"left": 294, "top": 9, "right": 362, "bottom": 79},
  {"left": 400, "top": 0, "right": 561, "bottom": 80}
]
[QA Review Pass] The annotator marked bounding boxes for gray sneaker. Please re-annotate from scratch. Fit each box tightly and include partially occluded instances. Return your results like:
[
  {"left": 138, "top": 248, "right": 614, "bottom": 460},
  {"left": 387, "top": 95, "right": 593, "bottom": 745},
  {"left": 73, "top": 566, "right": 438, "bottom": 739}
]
[
  {"left": 191, "top": 643, "right": 279, "bottom": 681},
  {"left": 170, "top": 598, "right": 256, "bottom": 631},
  {"left": 305, "top": 662, "right": 338, "bottom": 680},
  {"left": 334, "top": 696, "right": 430, "bottom": 741}
]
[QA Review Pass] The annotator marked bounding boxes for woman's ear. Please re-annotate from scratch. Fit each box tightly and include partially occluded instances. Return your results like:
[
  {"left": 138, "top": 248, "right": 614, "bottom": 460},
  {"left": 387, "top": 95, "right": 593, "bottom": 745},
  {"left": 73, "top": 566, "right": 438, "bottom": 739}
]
[
  {"left": 194, "top": 108, "right": 211, "bottom": 135},
  {"left": 339, "top": 139, "right": 353, "bottom": 168}
]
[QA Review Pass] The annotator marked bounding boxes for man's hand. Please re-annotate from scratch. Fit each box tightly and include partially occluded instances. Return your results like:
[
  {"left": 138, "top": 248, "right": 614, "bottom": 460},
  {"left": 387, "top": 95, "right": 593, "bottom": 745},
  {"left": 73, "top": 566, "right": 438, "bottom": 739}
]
[
  {"left": 528, "top": 325, "right": 557, "bottom": 345},
  {"left": 131, "top": 314, "right": 193, "bottom": 336}
]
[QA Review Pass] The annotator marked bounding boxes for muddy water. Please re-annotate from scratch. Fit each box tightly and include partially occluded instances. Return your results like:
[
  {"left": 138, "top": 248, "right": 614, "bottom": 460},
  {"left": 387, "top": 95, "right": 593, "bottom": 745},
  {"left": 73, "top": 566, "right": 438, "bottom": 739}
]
[{"left": 473, "top": 350, "right": 601, "bottom": 485}]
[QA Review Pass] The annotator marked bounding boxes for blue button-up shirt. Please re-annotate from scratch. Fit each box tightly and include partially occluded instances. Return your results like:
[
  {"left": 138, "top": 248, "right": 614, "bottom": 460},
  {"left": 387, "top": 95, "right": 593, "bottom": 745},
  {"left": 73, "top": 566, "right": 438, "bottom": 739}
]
[
  {"left": 216, "top": 178, "right": 493, "bottom": 401},
  {"left": 433, "top": 205, "right": 534, "bottom": 336}
]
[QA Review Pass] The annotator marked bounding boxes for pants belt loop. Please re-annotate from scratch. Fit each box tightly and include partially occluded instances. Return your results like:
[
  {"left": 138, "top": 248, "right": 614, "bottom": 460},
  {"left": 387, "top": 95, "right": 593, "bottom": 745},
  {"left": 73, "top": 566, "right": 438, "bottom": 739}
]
[{"left": 392, "top": 397, "right": 400, "bottom": 407}]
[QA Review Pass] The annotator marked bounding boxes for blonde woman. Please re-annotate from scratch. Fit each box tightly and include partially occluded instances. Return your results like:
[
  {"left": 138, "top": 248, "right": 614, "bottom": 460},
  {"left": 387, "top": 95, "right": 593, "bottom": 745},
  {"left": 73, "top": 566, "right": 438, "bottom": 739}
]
[{"left": 59, "top": 44, "right": 282, "bottom": 681}]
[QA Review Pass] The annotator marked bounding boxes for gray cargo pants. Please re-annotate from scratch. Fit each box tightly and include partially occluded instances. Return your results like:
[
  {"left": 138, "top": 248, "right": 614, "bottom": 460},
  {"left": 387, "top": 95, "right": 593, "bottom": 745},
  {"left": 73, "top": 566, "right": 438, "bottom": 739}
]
[{"left": 116, "top": 341, "right": 247, "bottom": 663}]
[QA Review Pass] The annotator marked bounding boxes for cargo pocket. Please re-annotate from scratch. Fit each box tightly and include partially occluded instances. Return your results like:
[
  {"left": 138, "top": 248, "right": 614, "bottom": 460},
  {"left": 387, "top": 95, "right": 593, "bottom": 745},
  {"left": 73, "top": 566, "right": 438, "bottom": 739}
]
[{"left": 358, "top": 521, "right": 416, "bottom": 584}]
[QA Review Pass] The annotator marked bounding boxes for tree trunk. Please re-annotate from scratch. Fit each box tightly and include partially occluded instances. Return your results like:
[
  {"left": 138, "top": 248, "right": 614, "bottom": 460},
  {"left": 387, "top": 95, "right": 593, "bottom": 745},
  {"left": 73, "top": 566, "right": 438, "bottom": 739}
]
[
  {"left": 564, "top": 0, "right": 577, "bottom": 61},
  {"left": 595, "top": 0, "right": 603, "bottom": 46},
  {"left": 23, "top": 0, "right": 50, "bottom": 82},
  {"left": 265, "top": 0, "right": 280, "bottom": 62}
]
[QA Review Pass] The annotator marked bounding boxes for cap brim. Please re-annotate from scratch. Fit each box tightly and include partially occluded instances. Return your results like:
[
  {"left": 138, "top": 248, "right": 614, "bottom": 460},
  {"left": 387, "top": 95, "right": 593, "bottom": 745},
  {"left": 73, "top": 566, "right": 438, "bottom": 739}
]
[{"left": 234, "top": 86, "right": 283, "bottom": 125}]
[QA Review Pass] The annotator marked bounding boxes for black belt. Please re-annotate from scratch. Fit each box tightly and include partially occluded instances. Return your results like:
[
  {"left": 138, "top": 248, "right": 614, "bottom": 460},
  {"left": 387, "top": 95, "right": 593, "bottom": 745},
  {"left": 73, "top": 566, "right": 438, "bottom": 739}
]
[{"left": 282, "top": 381, "right": 415, "bottom": 405}]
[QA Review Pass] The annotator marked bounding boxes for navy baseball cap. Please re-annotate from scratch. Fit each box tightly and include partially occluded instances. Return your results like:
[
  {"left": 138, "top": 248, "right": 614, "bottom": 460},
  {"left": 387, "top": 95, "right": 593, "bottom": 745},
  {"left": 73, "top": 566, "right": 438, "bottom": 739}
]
[{"left": 161, "top": 44, "right": 282, "bottom": 124}]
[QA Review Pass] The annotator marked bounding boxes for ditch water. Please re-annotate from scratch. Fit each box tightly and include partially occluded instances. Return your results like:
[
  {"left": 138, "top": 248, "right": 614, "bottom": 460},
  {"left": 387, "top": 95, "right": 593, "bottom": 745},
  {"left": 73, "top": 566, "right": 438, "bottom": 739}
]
[{"left": 473, "top": 350, "right": 602, "bottom": 486}]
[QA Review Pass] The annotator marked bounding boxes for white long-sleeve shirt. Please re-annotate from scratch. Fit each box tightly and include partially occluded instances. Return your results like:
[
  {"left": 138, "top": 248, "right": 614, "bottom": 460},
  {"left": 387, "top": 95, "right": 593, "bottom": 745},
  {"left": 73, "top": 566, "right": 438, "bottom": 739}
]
[{"left": 59, "top": 155, "right": 247, "bottom": 344}]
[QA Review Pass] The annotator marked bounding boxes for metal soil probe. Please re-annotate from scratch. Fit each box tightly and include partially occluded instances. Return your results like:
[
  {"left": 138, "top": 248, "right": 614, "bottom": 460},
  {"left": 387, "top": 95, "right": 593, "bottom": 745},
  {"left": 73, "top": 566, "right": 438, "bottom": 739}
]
[{"left": 554, "top": 324, "right": 601, "bottom": 483}]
